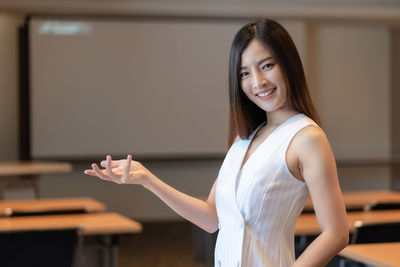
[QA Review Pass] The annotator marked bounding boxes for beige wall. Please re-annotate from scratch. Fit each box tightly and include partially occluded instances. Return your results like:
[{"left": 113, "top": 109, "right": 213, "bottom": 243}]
[
  {"left": 307, "top": 23, "right": 391, "bottom": 191},
  {"left": 311, "top": 24, "right": 390, "bottom": 160},
  {"left": 0, "top": 13, "right": 393, "bottom": 220}
]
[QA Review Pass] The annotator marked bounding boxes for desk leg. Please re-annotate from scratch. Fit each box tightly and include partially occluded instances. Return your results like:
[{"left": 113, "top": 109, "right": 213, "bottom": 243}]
[
  {"left": 102, "top": 235, "right": 110, "bottom": 267},
  {"left": 73, "top": 233, "right": 84, "bottom": 267},
  {"left": 111, "top": 241, "right": 118, "bottom": 267},
  {"left": 101, "top": 235, "right": 118, "bottom": 267},
  {"left": 29, "top": 175, "right": 40, "bottom": 198}
]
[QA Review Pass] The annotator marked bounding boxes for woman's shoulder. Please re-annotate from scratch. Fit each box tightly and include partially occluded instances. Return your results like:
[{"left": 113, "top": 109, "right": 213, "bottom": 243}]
[
  {"left": 296, "top": 124, "right": 325, "bottom": 143},
  {"left": 290, "top": 123, "right": 331, "bottom": 158}
]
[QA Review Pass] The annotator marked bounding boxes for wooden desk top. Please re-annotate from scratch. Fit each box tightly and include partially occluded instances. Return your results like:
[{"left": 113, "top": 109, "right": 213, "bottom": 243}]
[
  {"left": 0, "top": 212, "right": 142, "bottom": 235},
  {"left": 0, "top": 197, "right": 107, "bottom": 216},
  {"left": 304, "top": 190, "right": 400, "bottom": 211},
  {"left": 0, "top": 161, "right": 73, "bottom": 176},
  {"left": 295, "top": 209, "right": 400, "bottom": 236},
  {"left": 339, "top": 242, "right": 400, "bottom": 267}
]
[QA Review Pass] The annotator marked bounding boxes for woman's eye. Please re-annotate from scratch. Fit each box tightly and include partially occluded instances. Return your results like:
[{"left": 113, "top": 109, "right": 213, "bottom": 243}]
[
  {"left": 240, "top": 72, "right": 249, "bottom": 78},
  {"left": 262, "top": 63, "right": 274, "bottom": 70}
]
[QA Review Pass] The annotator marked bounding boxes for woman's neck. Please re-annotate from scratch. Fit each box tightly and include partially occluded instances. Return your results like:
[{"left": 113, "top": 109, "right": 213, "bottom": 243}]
[{"left": 265, "top": 108, "right": 299, "bottom": 127}]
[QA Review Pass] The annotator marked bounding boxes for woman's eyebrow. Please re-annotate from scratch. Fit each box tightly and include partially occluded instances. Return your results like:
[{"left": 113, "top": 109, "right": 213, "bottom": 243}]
[
  {"left": 240, "top": 57, "right": 272, "bottom": 70},
  {"left": 258, "top": 57, "right": 273, "bottom": 65},
  {"left": 240, "top": 56, "right": 273, "bottom": 70}
]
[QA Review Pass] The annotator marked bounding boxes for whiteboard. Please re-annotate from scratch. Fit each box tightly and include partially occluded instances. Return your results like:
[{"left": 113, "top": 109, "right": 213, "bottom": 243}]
[{"left": 29, "top": 17, "right": 244, "bottom": 159}]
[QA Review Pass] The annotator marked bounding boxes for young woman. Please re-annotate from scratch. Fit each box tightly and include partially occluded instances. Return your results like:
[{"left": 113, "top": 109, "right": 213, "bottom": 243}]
[{"left": 85, "top": 19, "right": 349, "bottom": 266}]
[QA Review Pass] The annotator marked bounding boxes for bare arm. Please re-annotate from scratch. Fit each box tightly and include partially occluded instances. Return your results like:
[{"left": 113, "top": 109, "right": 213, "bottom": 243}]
[
  {"left": 147, "top": 175, "right": 219, "bottom": 233},
  {"left": 290, "top": 126, "right": 349, "bottom": 267},
  {"left": 85, "top": 155, "right": 219, "bottom": 233}
]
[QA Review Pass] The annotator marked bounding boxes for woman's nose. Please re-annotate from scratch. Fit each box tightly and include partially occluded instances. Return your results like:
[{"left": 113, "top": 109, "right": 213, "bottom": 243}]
[{"left": 253, "top": 71, "right": 267, "bottom": 90}]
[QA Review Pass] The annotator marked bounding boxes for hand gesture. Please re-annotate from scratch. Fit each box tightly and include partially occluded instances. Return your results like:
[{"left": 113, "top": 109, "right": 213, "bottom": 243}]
[{"left": 84, "top": 155, "right": 150, "bottom": 185}]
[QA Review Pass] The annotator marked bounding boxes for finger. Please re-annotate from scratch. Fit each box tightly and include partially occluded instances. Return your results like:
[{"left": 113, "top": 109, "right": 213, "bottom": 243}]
[
  {"left": 101, "top": 161, "right": 120, "bottom": 168},
  {"left": 105, "top": 156, "right": 122, "bottom": 181},
  {"left": 106, "top": 155, "right": 114, "bottom": 177},
  {"left": 84, "top": 169, "right": 97, "bottom": 176},
  {"left": 100, "top": 157, "right": 120, "bottom": 168},
  {"left": 122, "top": 154, "right": 132, "bottom": 183},
  {"left": 100, "top": 155, "right": 108, "bottom": 168},
  {"left": 92, "top": 164, "right": 112, "bottom": 181}
]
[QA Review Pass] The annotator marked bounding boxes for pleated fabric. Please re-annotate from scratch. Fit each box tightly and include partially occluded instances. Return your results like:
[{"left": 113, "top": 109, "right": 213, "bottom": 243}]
[{"left": 214, "top": 114, "right": 317, "bottom": 267}]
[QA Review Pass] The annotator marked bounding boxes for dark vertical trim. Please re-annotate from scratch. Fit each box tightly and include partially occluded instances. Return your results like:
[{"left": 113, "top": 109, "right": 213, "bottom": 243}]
[
  {"left": 18, "top": 17, "right": 31, "bottom": 160},
  {"left": 391, "top": 27, "right": 400, "bottom": 190}
]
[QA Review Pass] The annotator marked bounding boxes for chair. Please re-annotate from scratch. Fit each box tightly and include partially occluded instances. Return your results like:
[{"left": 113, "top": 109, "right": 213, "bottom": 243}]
[
  {"left": 192, "top": 225, "right": 217, "bottom": 267},
  {"left": 0, "top": 228, "right": 83, "bottom": 267},
  {"left": 351, "top": 221, "right": 400, "bottom": 244},
  {"left": 363, "top": 202, "right": 400, "bottom": 212}
]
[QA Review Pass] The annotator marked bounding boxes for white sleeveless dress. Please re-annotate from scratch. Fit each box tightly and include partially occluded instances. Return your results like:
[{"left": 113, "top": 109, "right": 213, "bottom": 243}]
[{"left": 214, "top": 114, "right": 317, "bottom": 267}]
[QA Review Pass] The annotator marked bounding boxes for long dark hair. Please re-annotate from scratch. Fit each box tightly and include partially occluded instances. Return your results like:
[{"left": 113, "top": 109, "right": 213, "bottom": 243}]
[{"left": 228, "top": 19, "right": 320, "bottom": 148}]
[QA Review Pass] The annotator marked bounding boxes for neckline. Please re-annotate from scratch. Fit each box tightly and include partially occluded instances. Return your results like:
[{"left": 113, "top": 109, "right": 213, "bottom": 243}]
[{"left": 239, "top": 113, "right": 303, "bottom": 172}]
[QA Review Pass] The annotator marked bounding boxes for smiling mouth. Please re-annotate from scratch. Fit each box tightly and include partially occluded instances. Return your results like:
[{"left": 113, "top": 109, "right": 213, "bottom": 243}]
[{"left": 256, "top": 87, "right": 276, "bottom": 97}]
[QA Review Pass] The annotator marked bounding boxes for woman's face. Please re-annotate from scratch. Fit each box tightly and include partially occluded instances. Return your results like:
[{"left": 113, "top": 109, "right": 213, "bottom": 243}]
[{"left": 239, "top": 39, "right": 289, "bottom": 114}]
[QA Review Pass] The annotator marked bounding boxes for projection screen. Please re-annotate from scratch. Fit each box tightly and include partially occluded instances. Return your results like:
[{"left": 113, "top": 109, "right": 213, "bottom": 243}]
[{"left": 28, "top": 17, "right": 244, "bottom": 160}]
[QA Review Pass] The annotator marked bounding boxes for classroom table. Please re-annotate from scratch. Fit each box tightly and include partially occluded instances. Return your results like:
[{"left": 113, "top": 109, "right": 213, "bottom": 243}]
[
  {"left": 295, "top": 209, "right": 400, "bottom": 236},
  {"left": 0, "top": 212, "right": 142, "bottom": 267},
  {"left": 0, "top": 161, "right": 73, "bottom": 176},
  {"left": 303, "top": 190, "right": 400, "bottom": 212},
  {"left": 0, "top": 197, "right": 107, "bottom": 216},
  {"left": 339, "top": 242, "right": 400, "bottom": 267},
  {"left": 0, "top": 212, "right": 141, "bottom": 235},
  {"left": 0, "top": 161, "right": 73, "bottom": 199}
]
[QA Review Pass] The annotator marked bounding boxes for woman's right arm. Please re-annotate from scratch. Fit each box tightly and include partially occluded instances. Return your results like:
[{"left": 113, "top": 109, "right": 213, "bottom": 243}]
[
  {"left": 84, "top": 155, "right": 219, "bottom": 233},
  {"left": 147, "top": 174, "right": 219, "bottom": 233}
]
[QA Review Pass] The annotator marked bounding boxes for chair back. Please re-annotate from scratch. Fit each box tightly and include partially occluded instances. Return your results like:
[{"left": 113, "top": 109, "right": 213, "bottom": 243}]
[
  {"left": 351, "top": 221, "right": 400, "bottom": 244},
  {"left": 0, "top": 228, "right": 82, "bottom": 267},
  {"left": 364, "top": 202, "right": 400, "bottom": 211}
]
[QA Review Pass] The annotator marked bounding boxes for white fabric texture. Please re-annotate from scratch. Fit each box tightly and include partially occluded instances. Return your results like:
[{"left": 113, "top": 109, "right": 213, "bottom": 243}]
[{"left": 214, "top": 114, "right": 317, "bottom": 267}]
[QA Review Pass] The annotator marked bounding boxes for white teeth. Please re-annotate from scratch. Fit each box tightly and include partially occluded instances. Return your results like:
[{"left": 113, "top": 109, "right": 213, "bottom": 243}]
[{"left": 257, "top": 88, "right": 276, "bottom": 97}]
